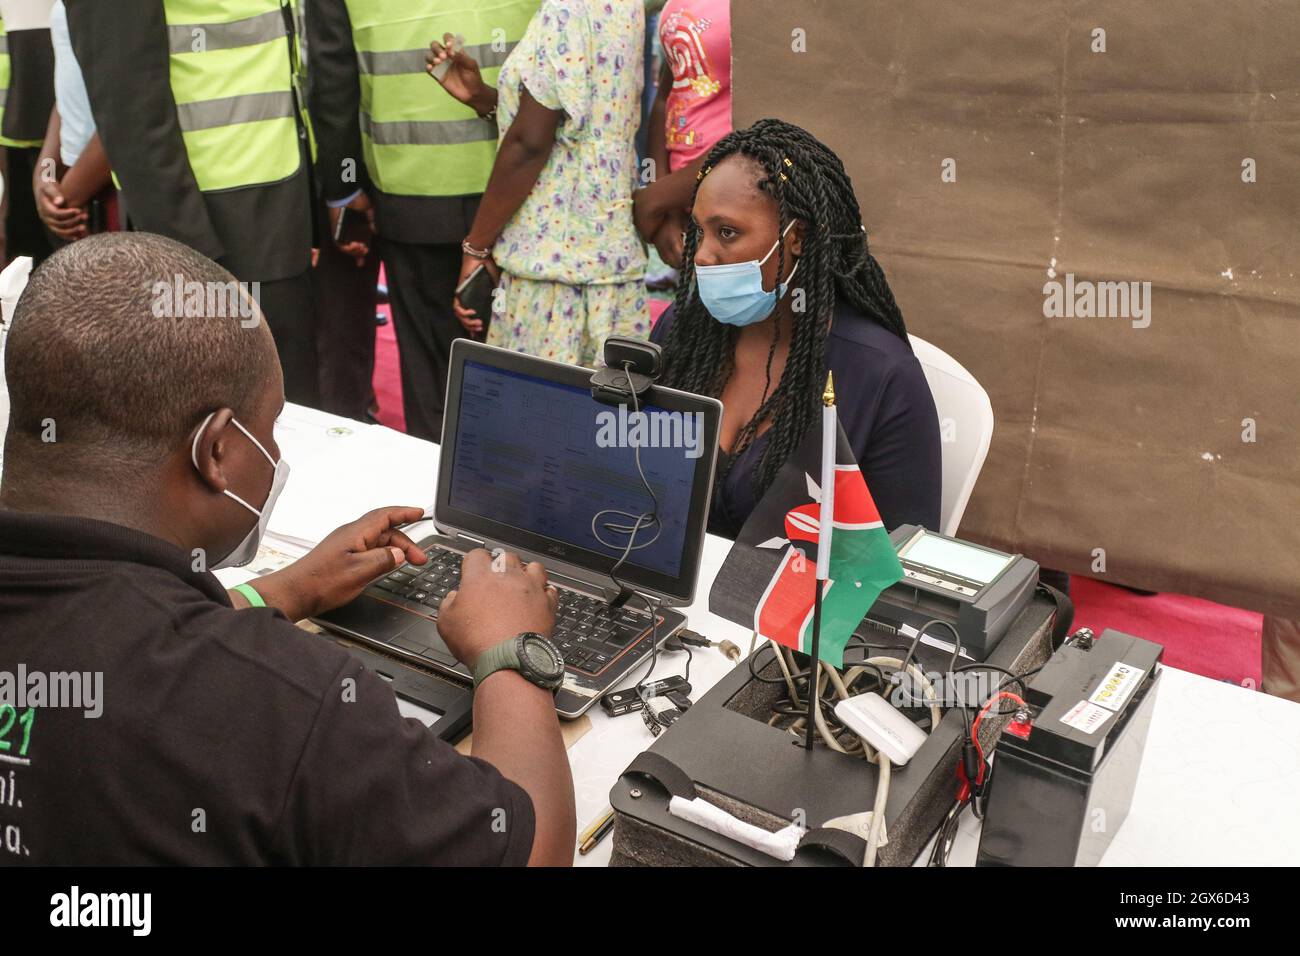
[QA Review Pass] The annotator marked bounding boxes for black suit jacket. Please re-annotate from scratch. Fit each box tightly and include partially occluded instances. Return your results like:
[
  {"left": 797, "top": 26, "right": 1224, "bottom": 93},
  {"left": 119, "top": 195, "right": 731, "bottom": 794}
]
[
  {"left": 65, "top": 0, "right": 312, "bottom": 282},
  {"left": 305, "top": 0, "right": 477, "bottom": 246},
  {"left": 2, "top": 25, "right": 54, "bottom": 142}
]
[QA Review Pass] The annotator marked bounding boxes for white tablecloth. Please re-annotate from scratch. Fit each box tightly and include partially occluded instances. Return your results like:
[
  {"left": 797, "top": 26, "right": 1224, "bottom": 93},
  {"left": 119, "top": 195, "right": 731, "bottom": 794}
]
[{"left": 221, "top": 404, "right": 1300, "bottom": 867}]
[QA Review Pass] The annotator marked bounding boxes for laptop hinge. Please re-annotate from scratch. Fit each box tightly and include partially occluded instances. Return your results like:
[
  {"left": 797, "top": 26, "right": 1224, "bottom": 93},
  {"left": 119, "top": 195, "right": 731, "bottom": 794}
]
[{"left": 455, "top": 532, "right": 486, "bottom": 549}]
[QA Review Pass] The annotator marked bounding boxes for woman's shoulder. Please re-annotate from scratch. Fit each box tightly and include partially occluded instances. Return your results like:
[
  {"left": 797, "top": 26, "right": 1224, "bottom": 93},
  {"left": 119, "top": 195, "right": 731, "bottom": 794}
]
[
  {"left": 827, "top": 300, "right": 916, "bottom": 366},
  {"left": 827, "top": 301, "right": 936, "bottom": 417}
]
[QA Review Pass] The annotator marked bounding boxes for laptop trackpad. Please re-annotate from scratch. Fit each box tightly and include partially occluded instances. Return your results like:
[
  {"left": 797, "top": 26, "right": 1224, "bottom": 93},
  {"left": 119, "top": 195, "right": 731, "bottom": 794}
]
[
  {"left": 323, "top": 594, "right": 423, "bottom": 641},
  {"left": 322, "top": 596, "right": 464, "bottom": 672}
]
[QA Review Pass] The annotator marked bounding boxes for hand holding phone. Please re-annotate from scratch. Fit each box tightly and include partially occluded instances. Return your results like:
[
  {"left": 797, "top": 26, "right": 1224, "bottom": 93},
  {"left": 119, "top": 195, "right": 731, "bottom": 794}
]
[
  {"left": 331, "top": 197, "right": 374, "bottom": 266},
  {"left": 454, "top": 263, "right": 496, "bottom": 340},
  {"left": 333, "top": 206, "right": 371, "bottom": 247},
  {"left": 430, "top": 33, "right": 465, "bottom": 81}
]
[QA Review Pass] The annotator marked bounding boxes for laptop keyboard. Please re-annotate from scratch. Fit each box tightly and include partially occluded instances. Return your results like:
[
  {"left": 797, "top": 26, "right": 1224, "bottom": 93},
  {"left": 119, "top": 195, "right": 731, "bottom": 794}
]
[{"left": 369, "top": 544, "right": 657, "bottom": 676}]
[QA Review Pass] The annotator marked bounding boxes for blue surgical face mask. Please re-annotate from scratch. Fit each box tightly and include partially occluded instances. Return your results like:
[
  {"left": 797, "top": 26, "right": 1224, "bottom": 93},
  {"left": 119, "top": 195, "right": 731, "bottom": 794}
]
[
  {"left": 191, "top": 412, "right": 291, "bottom": 569},
  {"left": 695, "top": 221, "right": 799, "bottom": 327}
]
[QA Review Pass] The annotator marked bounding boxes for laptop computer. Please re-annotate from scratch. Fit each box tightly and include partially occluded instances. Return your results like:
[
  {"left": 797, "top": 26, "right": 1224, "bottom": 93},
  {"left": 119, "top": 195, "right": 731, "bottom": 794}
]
[{"left": 314, "top": 339, "right": 722, "bottom": 718}]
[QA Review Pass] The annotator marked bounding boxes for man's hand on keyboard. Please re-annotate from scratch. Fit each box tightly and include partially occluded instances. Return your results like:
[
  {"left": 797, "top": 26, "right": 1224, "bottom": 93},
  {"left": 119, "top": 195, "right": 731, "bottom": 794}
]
[
  {"left": 438, "top": 549, "right": 558, "bottom": 669},
  {"left": 245, "top": 506, "right": 428, "bottom": 621}
]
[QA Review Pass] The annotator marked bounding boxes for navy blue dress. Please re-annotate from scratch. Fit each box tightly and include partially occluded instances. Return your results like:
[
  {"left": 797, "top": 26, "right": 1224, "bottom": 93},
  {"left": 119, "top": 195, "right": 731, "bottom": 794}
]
[{"left": 651, "top": 302, "right": 943, "bottom": 539}]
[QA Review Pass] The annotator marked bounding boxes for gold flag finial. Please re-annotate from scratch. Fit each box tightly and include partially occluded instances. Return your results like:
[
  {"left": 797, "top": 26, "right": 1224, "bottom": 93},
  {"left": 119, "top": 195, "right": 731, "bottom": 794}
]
[{"left": 822, "top": 371, "right": 836, "bottom": 407}]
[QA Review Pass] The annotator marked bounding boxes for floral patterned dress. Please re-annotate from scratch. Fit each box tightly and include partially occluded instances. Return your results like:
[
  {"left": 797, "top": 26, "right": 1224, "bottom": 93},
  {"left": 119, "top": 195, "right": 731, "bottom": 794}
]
[{"left": 490, "top": 0, "right": 650, "bottom": 366}]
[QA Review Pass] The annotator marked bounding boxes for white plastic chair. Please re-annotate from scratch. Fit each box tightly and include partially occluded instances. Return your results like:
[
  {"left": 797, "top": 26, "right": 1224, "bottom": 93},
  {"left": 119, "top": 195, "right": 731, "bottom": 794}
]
[{"left": 908, "top": 334, "right": 994, "bottom": 536}]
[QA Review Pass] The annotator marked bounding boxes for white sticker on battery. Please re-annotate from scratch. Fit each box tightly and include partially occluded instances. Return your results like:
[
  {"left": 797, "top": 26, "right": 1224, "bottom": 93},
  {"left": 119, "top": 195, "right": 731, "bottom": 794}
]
[
  {"left": 1060, "top": 700, "right": 1112, "bottom": 735},
  {"left": 1088, "top": 662, "right": 1146, "bottom": 712}
]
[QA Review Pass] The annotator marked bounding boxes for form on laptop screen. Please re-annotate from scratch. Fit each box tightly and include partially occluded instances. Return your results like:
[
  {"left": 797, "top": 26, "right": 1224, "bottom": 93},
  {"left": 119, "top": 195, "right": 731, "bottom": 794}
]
[{"left": 448, "top": 361, "right": 701, "bottom": 578}]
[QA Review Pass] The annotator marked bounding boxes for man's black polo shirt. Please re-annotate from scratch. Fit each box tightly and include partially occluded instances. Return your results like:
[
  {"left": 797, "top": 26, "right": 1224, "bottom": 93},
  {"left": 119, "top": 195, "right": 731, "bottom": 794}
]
[{"left": 0, "top": 510, "right": 534, "bottom": 865}]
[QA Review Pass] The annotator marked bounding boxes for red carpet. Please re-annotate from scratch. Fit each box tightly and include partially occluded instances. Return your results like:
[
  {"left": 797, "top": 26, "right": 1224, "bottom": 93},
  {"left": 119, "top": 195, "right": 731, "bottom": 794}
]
[
  {"left": 368, "top": 282, "right": 1263, "bottom": 687},
  {"left": 1068, "top": 576, "right": 1262, "bottom": 687},
  {"left": 372, "top": 299, "right": 404, "bottom": 433}
]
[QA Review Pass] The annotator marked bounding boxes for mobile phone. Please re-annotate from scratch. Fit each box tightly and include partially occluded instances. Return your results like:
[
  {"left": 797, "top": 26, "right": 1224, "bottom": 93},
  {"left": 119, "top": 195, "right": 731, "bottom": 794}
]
[
  {"left": 333, "top": 206, "right": 370, "bottom": 247},
  {"left": 454, "top": 263, "right": 496, "bottom": 341},
  {"left": 430, "top": 33, "right": 466, "bottom": 81}
]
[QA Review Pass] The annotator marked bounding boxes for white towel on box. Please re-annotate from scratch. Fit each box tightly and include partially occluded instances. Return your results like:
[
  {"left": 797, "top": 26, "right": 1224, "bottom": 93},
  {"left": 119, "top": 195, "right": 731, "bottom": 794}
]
[{"left": 668, "top": 796, "right": 805, "bottom": 861}]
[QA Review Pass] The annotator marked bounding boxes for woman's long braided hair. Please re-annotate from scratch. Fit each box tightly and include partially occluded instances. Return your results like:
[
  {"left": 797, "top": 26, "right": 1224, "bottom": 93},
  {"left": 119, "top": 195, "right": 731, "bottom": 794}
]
[{"left": 660, "top": 118, "right": 910, "bottom": 503}]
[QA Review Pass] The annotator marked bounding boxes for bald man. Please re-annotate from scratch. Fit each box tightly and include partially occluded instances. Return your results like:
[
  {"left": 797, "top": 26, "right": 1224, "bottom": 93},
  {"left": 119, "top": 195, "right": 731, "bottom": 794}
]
[{"left": 0, "top": 232, "right": 574, "bottom": 864}]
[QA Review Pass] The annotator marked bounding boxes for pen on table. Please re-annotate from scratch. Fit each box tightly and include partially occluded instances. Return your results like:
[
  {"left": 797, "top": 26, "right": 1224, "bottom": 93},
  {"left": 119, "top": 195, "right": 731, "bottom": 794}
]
[{"left": 578, "top": 806, "right": 615, "bottom": 855}]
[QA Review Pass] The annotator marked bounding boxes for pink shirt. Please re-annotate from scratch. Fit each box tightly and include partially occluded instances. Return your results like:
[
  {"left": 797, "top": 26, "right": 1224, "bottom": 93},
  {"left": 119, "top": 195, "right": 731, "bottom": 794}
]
[{"left": 658, "top": 0, "right": 732, "bottom": 172}]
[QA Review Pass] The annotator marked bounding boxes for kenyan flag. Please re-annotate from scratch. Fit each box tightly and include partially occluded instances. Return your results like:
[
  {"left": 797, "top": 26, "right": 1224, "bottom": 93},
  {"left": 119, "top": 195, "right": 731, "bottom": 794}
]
[{"left": 708, "top": 421, "right": 903, "bottom": 668}]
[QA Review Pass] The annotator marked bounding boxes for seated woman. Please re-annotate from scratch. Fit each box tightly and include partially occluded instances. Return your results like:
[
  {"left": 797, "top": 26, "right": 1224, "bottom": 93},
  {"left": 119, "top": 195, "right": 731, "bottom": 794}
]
[{"left": 651, "top": 118, "right": 941, "bottom": 538}]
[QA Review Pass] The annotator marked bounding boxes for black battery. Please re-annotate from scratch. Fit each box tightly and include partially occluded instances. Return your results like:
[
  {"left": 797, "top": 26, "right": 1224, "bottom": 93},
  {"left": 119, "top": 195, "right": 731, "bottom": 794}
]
[{"left": 977, "top": 628, "right": 1162, "bottom": 867}]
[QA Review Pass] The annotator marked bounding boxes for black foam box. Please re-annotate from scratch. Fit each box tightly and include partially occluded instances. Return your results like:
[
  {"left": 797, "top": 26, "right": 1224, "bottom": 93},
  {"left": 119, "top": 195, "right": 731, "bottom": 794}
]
[{"left": 609, "top": 591, "right": 1059, "bottom": 866}]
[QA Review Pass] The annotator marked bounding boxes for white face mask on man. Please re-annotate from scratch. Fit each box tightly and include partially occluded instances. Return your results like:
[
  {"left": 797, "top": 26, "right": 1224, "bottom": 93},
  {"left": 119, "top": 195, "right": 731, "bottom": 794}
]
[{"left": 190, "top": 412, "right": 290, "bottom": 569}]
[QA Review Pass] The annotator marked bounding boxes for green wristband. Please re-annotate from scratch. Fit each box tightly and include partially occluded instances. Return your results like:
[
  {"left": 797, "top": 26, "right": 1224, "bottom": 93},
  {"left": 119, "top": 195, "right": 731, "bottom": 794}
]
[{"left": 233, "top": 583, "right": 266, "bottom": 608}]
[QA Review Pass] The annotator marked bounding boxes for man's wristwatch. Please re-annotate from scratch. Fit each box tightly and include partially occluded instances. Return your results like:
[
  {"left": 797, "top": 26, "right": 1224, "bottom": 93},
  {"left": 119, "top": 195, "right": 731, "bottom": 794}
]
[{"left": 473, "top": 632, "right": 565, "bottom": 692}]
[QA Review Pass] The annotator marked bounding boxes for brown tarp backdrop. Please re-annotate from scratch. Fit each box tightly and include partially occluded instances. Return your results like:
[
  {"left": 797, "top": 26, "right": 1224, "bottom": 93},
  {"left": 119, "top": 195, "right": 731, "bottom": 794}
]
[{"left": 731, "top": 0, "right": 1300, "bottom": 619}]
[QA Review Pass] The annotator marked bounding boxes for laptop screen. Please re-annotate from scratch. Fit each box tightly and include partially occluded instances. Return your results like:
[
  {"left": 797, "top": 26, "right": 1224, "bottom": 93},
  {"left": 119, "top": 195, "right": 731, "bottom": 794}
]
[{"left": 437, "top": 342, "right": 721, "bottom": 605}]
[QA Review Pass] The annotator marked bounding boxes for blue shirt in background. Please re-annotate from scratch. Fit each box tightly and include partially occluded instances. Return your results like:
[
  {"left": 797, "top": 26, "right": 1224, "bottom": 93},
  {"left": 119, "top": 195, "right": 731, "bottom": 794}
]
[{"left": 50, "top": 0, "right": 95, "bottom": 166}]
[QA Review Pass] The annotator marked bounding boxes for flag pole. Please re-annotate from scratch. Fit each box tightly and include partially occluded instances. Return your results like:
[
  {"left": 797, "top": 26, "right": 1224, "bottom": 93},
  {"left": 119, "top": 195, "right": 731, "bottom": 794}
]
[{"left": 805, "top": 372, "right": 837, "bottom": 749}]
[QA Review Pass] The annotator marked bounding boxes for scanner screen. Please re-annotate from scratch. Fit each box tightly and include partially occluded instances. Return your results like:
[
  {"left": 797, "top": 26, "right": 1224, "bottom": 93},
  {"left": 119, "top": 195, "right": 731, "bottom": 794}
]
[{"left": 903, "top": 532, "right": 1012, "bottom": 585}]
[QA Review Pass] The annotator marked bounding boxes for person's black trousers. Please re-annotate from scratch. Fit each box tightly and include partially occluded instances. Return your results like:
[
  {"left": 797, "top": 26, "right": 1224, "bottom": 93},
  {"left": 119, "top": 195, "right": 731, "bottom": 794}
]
[
  {"left": 380, "top": 238, "right": 463, "bottom": 442},
  {"left": 3, "top": 146, "right": 53, "bottom": 265},
  {"left": 257, "top": 270, "right": 321, "bottom": 408},
  {"left": 312, "top": 235, "right": 380, "bottom": 421}
]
